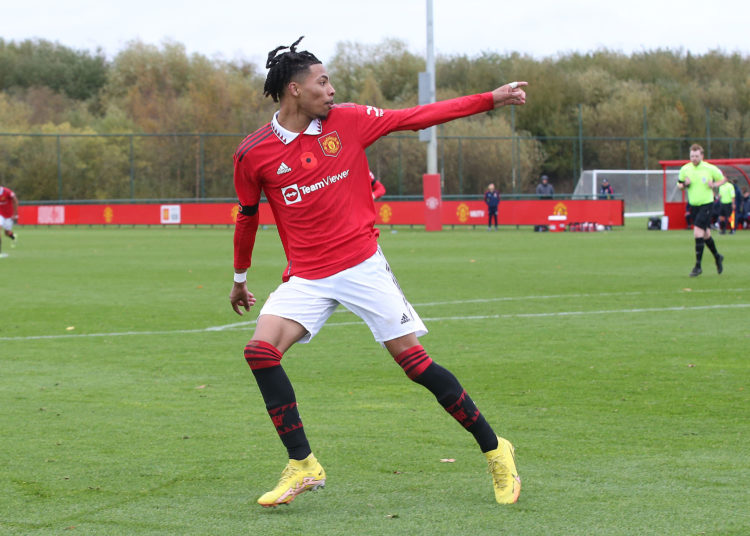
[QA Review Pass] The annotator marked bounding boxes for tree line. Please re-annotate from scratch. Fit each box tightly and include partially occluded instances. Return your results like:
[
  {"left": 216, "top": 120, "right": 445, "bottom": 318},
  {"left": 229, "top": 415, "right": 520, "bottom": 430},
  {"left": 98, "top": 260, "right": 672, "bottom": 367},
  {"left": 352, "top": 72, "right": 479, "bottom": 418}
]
[{"left": 0, "top": 37, "right": 748, "bottom": 201}]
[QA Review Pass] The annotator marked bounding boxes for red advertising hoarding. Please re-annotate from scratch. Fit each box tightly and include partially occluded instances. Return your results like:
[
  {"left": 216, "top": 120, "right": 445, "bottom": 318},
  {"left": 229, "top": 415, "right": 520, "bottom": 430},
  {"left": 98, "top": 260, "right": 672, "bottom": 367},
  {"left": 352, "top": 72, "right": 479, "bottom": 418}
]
[{"left": 19, "top": 199, "right": 623, "bottom": 228}]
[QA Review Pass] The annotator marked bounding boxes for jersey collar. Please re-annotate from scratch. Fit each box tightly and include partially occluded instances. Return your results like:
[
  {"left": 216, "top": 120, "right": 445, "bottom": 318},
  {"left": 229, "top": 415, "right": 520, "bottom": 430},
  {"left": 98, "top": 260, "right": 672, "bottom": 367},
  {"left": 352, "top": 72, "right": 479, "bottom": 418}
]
[{"left": 271, "top": 112, "right": 323, "bottom": 145}]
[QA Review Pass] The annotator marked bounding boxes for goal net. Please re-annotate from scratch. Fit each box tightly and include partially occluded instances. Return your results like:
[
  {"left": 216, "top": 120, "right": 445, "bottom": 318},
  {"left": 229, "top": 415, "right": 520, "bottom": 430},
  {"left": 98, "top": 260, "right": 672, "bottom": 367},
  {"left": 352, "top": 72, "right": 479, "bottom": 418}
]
[{"left": 573, "top": 169, "right": 677, "bottom": 216}]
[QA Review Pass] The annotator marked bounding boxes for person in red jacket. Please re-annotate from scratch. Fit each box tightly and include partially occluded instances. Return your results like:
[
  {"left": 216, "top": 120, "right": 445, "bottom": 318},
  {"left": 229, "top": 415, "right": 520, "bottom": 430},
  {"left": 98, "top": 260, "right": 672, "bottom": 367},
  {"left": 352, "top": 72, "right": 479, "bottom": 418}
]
[
  {"left": 230, "top": 37, "right": 526, "bottom": 508},
  {"left": 0, "top": 186, "right": 19, "bottom": 257}
]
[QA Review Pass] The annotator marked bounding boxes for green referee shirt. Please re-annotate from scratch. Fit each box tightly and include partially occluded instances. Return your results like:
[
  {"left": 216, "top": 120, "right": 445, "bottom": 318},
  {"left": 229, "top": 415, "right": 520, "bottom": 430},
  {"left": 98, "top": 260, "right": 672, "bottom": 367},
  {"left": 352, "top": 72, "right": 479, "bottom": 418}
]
[
  {"left": 718, "top": 182, "right": 735, "bottom": 204},
  {"left": 678, "top": 161, "right": 724, "bottom": 206}
]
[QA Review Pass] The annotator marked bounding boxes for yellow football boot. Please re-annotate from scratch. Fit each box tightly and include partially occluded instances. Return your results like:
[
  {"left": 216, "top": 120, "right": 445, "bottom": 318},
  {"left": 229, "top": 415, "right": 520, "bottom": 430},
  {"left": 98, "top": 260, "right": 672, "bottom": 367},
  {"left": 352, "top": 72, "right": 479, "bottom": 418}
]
[
  {"left": 257, "top": 454, "right": 326, "bottom": 507},
  {"left": 485, "top": 436, "right": 521, "bottom": 504}
]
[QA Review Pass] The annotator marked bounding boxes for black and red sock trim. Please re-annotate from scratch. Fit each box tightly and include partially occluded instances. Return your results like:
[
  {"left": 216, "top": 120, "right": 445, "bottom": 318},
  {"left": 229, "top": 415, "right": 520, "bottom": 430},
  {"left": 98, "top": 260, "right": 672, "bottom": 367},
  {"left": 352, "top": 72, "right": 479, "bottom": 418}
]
[
  {"left": 444, "top": 389, "right": 480, "bottom": 429},
  {"left": 268, "top": 402, "right": 304, "bottom": 436},
  {"left": 244, "top": 340, "right": 282, "bottom": 370},
  {"left": 394, "top": 345, "right": 434, "bottom": 380}
]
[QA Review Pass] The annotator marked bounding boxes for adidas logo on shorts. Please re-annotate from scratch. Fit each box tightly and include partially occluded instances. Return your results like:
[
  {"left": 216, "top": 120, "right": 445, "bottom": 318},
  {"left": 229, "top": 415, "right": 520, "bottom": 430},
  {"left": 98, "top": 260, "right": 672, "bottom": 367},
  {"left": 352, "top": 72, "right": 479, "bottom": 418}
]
[{"left": 400, "top": 313, "right": 410, "bottom": 325}]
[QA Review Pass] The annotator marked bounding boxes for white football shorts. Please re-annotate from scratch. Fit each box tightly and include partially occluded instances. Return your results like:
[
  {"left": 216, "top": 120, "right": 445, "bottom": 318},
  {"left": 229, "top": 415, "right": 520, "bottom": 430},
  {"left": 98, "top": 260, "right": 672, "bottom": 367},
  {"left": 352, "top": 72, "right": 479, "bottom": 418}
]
[
  {"left": 0, "top": 216, "right": 13, "bottom": 232},
  {"left": 260, "top": 247, "right": 428, "bottom": 345}
]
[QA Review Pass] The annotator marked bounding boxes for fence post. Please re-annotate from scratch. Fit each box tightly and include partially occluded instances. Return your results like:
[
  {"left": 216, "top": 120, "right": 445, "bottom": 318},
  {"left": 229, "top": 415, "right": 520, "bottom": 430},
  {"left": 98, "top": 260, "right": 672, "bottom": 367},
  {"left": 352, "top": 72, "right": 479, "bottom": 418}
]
[
  {"left": 626, "top": 139, "right": 631, "bottom": 170},
  {"left": 512, "top": 105, "right": 519, "bottom": 194},
  {"left": 57, "top": 135, "right": 62, "bottom": 200},
  {"left": 643, "top": 106, "right": 648, "bottom": 169},
  {"left": 199, "top": 134, "right": 206, "bottom": 198},
  {"left": 578, "top": 104, "right": 583, "bottom": 180},
  {"left": 458, "top": 138, "right": 463, "bottom": 194},
  {"left": 129, "top": 135, "right": 135, "bottom": 200},
  {"left": 397, "top": 137, "right": 403, "bottom": 196}
]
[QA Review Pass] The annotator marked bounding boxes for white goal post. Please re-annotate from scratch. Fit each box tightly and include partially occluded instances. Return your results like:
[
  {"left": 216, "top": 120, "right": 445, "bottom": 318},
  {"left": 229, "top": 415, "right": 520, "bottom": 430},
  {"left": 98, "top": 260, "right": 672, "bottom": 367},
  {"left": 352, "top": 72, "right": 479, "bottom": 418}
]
[{"left": 573, "top": 169, "right": 679, "bottom": 217}]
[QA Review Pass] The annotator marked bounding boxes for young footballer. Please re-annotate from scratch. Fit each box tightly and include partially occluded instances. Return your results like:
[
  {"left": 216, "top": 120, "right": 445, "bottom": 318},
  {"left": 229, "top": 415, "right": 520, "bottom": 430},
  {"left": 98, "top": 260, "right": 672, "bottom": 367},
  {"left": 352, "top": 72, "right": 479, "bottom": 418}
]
[
  {"left": 0, "top": 186, "right": 19, "bottom": 257},
  {"left": 677, "top": 144, "right": 727, "bottom": 276},
  {"left": 230, "top": 37, "right": 526, "bottom": 507}
]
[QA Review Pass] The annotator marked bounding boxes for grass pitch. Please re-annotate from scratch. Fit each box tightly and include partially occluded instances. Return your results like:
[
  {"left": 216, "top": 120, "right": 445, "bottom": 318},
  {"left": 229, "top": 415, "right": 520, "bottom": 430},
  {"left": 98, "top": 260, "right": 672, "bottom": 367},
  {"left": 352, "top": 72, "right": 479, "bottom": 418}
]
[{"left": 1, "top": 223, "right": 748, "bottom": 535}]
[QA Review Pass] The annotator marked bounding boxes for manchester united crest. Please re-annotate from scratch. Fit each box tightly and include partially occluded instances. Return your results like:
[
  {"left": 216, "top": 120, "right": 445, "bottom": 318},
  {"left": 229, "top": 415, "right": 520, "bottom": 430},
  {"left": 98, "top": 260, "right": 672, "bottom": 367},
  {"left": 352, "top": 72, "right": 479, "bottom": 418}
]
[{"left": 318, "top": 131, "right": 342, "bottom": 157}]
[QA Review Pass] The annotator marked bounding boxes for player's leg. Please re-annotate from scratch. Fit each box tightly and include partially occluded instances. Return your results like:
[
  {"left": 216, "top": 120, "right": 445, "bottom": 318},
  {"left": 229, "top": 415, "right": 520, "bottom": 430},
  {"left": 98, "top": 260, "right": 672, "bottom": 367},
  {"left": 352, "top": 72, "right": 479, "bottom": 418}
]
[
  {"left": 0, "top": 217, "right": 7, "bottom": 257},
  {"left": 702, "top": 227, "right": 723, "bottom": 274},
  {"left": 246, "top": 281, "right": 341, "bottom": 507},
  {"left": 690, "top": 205, "right": 710, "bottom": 277},
  {"left": 245, "top": 314, "right": 326, "bottom": 507},
  {"left": 385, "top": 334, "right": 498, "bottom": 451},
  {"left": 3, "top": 216, "right": 15, "bottom": 241},
  {"left": 385, "top": 334, "right": 520, "bottom": 504},
  {"left": 338, "top": 248, "right": 520, "bottom": 503}
]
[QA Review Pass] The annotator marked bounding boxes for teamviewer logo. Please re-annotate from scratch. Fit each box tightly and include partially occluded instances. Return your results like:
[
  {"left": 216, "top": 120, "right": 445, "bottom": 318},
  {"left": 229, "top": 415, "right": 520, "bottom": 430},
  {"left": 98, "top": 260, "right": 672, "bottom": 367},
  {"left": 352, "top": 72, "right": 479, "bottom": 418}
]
[{"left": 281, "top": 184, "right": 302, "bottom": 205}]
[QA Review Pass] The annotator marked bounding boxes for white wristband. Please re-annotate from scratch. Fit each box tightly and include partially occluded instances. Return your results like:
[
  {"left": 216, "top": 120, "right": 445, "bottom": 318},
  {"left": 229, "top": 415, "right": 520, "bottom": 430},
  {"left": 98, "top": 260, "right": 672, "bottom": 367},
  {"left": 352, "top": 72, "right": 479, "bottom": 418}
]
[{"left": 233, "top": 271, "right": 247, "bottom": 284}]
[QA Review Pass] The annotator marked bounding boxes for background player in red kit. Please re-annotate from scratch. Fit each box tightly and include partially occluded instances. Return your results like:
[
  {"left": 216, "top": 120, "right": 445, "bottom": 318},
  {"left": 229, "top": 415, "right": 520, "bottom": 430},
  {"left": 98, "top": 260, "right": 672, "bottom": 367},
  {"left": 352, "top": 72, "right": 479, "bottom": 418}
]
[
  {"left": 369, "top": 169, "right": 386, "bottom": 200},
  {"left": 230, "top": 37, "right": 527, "bottom": 508},
  {"left": 0, "top": 186, "right": 19, "bottom": 258}
]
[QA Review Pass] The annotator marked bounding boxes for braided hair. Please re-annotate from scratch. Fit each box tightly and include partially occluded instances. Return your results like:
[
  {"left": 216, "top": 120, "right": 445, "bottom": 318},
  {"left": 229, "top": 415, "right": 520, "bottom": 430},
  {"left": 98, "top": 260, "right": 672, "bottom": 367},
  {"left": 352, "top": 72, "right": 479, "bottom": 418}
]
[{"left": 263, "top": 36, "right": 322, "bottom": 103}]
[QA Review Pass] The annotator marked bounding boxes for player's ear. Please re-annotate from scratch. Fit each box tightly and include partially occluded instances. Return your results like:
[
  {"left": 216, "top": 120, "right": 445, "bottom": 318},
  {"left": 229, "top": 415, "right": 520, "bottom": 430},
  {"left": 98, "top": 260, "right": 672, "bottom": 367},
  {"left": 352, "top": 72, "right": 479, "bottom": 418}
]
[{"left": 288, "top": 81, "right": 300, "bottom": 97}]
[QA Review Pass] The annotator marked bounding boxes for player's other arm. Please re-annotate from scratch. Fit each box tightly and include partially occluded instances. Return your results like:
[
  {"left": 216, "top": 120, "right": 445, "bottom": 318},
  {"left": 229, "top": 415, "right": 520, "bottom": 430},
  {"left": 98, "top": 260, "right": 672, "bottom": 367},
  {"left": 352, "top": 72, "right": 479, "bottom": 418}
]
[
  {"left": 230, "top": 158, "right": 260, "bottom": 316},
  {"left": 359, "top": 82, "right": 528, "bottom": 145}
]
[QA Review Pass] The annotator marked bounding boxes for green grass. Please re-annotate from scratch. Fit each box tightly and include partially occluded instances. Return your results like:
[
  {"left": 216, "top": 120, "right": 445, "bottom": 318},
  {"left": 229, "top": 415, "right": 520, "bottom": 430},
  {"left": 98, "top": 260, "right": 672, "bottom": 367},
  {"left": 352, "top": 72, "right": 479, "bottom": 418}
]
[{"left": 1, "top": 223, "right": 748, "bottom": 535}]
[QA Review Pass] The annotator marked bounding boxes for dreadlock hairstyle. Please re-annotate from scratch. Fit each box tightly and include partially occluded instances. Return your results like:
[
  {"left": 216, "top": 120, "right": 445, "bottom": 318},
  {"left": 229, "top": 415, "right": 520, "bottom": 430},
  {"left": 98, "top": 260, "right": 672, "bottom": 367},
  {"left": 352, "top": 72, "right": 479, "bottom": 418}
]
[{"left": 263, "top": 36, "right": 322, "bottom": 103}]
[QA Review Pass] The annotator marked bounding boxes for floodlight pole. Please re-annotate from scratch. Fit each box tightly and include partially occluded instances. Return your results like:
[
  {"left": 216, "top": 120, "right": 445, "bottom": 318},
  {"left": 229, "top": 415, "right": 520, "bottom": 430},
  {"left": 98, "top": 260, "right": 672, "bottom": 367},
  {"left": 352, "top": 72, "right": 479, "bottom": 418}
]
[{"left": 426, "top": 0, "right": 438, "bottom": 174}]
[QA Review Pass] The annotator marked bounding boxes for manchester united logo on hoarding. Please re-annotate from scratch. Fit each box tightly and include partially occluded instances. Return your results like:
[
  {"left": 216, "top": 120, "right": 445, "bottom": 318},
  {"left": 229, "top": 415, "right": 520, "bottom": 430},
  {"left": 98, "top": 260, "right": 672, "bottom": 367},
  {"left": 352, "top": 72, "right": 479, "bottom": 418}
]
[
  {"left": 379, "top": 204, "right": 392, "bottom": 223},
  {"left": 318, "top": 131, "right": 342, "bottom": 157},
  {"left": 456, "top": 203, "right": 470, "bottom": 223}
]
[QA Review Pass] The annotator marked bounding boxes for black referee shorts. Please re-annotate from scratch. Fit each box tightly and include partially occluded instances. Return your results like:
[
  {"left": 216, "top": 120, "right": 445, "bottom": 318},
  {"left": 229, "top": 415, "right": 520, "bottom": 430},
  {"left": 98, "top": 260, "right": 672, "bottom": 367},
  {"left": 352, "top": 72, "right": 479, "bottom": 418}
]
[
  {"left": 719, "top": 203, "right": 733, "bottom": 218},
  {"left": 690, "top": 203, "right": 713, "bottom": 230}
]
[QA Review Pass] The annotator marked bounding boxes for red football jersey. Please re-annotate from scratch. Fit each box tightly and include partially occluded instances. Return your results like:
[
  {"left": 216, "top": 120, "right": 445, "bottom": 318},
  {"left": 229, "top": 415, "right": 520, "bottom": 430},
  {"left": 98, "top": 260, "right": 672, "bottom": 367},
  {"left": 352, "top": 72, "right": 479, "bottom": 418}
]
[
  {"left": 0, "top": 187, "right": 17, "bottom": 218},
  {"left": 233, "top": 92, "right": 494, "bottom": 281}
]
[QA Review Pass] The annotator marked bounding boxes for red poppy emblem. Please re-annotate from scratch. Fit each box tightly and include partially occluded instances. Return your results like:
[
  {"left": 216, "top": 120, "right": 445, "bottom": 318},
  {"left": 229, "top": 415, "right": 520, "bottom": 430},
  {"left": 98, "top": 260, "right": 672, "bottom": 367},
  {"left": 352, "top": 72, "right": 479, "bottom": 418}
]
[{"left": 300, "top": 152, "right": 318, "bottom": 169}]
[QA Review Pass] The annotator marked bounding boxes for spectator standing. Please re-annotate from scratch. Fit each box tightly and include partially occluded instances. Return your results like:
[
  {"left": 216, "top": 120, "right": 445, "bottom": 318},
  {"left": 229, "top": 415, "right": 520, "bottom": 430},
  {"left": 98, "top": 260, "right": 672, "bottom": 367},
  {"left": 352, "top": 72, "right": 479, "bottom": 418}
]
[
  {"left": 740, "top": 190, "right": 750, "bottom": 229},
  {"left": 535, "top": 175, "right": 554, "bottom": 199},
  {"left": 484, "top": 183, "right": 500, "bottom": 230}
]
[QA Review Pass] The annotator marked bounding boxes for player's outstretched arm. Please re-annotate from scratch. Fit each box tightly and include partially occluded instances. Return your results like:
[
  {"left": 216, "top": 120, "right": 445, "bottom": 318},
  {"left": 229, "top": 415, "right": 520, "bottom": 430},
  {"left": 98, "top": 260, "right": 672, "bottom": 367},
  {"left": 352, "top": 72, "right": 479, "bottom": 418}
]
[{"left": 492, "top": 81, "right": 528, "bottom": 108}]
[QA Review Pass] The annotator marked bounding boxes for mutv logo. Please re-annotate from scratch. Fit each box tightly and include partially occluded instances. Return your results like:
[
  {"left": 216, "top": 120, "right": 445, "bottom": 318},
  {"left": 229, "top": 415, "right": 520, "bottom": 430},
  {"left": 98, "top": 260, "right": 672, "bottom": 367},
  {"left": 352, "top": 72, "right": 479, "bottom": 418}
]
[{"left": 282, "top": 184, "right": 302, "bottom": 205}]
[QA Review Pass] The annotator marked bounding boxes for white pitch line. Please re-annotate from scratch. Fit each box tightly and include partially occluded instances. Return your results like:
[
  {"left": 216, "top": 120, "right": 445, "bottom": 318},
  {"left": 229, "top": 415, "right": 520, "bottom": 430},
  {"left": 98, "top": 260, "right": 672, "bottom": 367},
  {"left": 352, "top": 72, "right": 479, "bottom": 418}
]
[
  {"left": 408, "top": 287, "right": 750, "bottom": 308},
  {"left": 2, "top": 303, "right": 748, "bottom": 342}
]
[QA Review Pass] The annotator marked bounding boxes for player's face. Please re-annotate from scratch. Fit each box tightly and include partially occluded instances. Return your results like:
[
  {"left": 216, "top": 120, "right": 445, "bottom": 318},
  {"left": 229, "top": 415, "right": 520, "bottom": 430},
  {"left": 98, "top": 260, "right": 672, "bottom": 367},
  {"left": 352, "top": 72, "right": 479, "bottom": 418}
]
[
  {"left": 690, "top": 150, "right": 703, "bottom": 166},
  {"left": 295, "top": 63, "right": 336, "bottom": 120}
]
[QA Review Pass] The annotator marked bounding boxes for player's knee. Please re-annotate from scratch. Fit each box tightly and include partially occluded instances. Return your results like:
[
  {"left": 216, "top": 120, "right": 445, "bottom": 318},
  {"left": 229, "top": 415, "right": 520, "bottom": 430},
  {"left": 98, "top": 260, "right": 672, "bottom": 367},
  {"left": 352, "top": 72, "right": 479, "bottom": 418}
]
[{"left": 244, "top": 340, "right": 282, "bottom": 371}]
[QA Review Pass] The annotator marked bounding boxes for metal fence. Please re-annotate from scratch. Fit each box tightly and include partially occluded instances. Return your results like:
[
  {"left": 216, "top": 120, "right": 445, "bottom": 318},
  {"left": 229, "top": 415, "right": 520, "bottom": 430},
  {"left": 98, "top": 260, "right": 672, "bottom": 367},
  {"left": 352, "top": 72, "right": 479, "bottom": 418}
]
[{"left": 1, "top": 130, "right": 747, "bottom": 203}]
